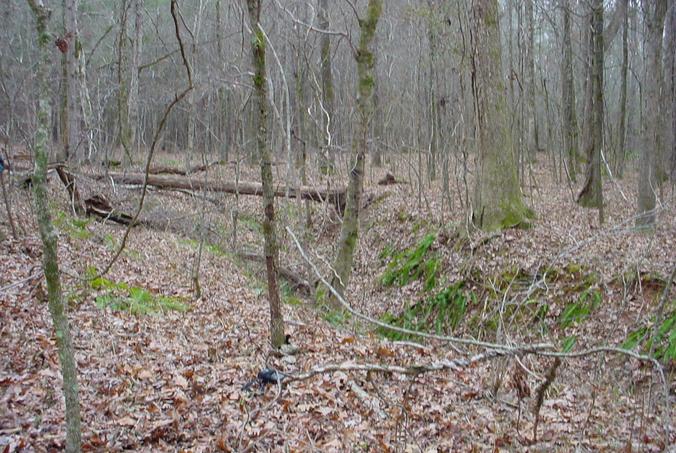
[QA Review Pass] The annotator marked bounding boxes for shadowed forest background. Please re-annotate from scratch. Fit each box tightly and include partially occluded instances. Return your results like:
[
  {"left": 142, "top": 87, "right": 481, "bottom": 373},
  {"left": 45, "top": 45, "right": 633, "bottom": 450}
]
[{"left": 0, "top": 0, "right": 675, "bottom": 451}]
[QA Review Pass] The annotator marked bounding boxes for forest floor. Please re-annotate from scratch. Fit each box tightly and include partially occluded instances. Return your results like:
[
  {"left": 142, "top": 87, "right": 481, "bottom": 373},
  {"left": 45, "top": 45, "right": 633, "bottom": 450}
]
[{"left": 0, "top": 153, "right": 675, "bottom": 452}]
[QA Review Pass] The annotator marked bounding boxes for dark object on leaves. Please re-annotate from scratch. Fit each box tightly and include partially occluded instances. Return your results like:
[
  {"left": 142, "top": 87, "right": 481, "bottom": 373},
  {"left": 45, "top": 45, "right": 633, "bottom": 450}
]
[
  {"left": 258, "top": 368, "right": 285, "bottom": 385},
  {"left": 242, "top": 368, "right": 285, "bottom": 392},
  {"left": 55, "top": 32, "right": 73, "bottom": 54},
  {"left": 378, "top": 172, "right": 398, "bottom": 186},
  {"left": 0, "top": 157, "right": 5, "bottom": 173}
]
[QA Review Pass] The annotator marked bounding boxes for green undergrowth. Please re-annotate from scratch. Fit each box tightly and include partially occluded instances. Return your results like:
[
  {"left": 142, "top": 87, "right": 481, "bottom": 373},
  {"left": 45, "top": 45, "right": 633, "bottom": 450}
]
[
  {"left": 377, "top": 281, "right": 474, "bottom": 341},
  {"left": 53, "top": 210, "right": 93, "bottom": 240},
  {"left": 380, "top": 233, "right": 440, "bottom": 292},
  {"left": 622, "top": 307, "right": 676, "bottom": 362},
  {"left": 239, "top": 213, "right": 263, "bottom": 234},
  {"left": 86, "top": 268, "right": 189, "bottom": 315},
  {"left": 558, "top": 288, "right": 603, "bottom": 329},
  {"left": 376, "top": 263, "right": 608, "bottom": 344}
]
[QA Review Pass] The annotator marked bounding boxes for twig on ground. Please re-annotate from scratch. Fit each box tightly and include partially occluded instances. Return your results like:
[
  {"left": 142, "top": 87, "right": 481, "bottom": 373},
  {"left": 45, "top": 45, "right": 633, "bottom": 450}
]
[
  {"left": 0, "top": 270, "right": 43, "bottom": 294},
  {"left": 532, "top": 357, "right": 561, "bottom": 442}
]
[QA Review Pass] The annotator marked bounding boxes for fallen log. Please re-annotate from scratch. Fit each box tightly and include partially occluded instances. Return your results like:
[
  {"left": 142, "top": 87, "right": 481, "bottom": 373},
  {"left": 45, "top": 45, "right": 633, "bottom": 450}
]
[
  {"left": 148, "top": 160, "right": 223, "bottom": 176},
  {"left": 102, "top": 173, "right": 346, "bottom": 213}
]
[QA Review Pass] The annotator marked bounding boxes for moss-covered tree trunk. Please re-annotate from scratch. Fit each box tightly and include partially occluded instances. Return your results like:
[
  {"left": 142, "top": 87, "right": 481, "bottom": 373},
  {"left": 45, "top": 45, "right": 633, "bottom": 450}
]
[
  {"left": 561, "top": 0, "right": 579, "bottom": 182},
  {"left": 470, "top": 0, "right": 532, "bottom": 231},
  {"left": 245, "top": 0, "right": 285, "bottom": 348},
  {"left": 636, "top": 0, "right": 667, "bottom": 227},
  {"left": 26, "top": 1, "right": 82, "bottom": 451},
  {"left": 577, "top": 0, "right": 604, "bottom": 224},
  {"left": 328, "top": 0, "right": 382, "bottom": 302}
]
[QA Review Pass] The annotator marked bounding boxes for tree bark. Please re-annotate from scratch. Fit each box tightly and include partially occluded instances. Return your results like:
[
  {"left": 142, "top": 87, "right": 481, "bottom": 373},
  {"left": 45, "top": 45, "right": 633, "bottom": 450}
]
[
  {"left": 470, "top": 0, "right": 532, "bottom": 231},
  {"left": 426, "top": 0, "right": 439, "bottom": 180},
  {"left": 525, "top": 0, "right": 540, "bottom": 158},
  {"left": 637, "top": 0, "right": 668, "bottom": 227},
  {"left": 117, "top": 0, "right": 132, "bottom": 162},
  {"left": 318, "top": 0, "right": 336, "bottom": 171},
  {"left": 328, "top": 0, "right": 382, "bottom": 302},
  {"left": 577, "top": 0, "right": 604, "bottom": 225},
  {"left": 246, "top": 0, "right": 285, "bottom": 349},
  {"left": 665, "top": 2, "right": 675, "bottom": 181},
  {"left": 616, "top": 0, "right": 629, "bottom": 177},
  {"left": 26, "top": 1, "right": 82, "bottom": 451},
  {"left": 561, "top": 0, "right": 579, "bottom": 182},
  {"left": 128, "top": 0, "right": 143, "bottom": 154},
  {"left": 63, "top": 0, "right": 80, "bottom": 161},
  {"left": 75, "top": 29, "right": 94, "bottom": 161}
]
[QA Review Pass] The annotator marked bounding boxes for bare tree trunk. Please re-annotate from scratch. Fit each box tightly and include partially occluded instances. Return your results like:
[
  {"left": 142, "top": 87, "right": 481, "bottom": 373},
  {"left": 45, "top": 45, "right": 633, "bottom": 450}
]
[
  {"left": 26, "top": 1, "right": 82, "bottom": 451},
  {"left": 637, "top": 0, "right": 668, "bottom": 227},
  {"left": 525, "top": 0, "right": 539, "bottom": 158},
  {"left": 616, "top": 0, "right": 629, "bottom": 177},
  {"left": 426, "top": 0, "right": 438, "bottom": 181},
  {"left": 471, "top": 0, "right": 532, "bottom": 231},
  {"left": 128, "top": 0, "right": 143, "bottom": 155},
  {"left": 64, "top": 0, "right": 81, "bottom": 161},
  {"left": 117, "top": 0, "right": 132, "bottom": 162},
  {"left": 318, "top": 0, "right": 335, "bottom": 172},
  {"left": 246, "top": 0, "right": 286, "bottom": 348},
  {"left": 293, "top": 5, "right": 311, "bottom": 227},
  {"left": 328, "top": 0, "right": 382, "bottom": 303},
  {"left": 561, "top": 0, "right": 579, "bottom": 182},
  {"left": 577, "top": 0, "right": 604, "bottom": 225},
  {"left": 372, "top": 46, "right": 384, "bottom": 168},
  {"left": 215, "top": 0, "right": 230, "bottom": 162},
  {"left": 76, "top": 30, "right": 94, "bottom": 161},
  {"left": 665, "top": 1, "right": 675, "bottom": 181}
]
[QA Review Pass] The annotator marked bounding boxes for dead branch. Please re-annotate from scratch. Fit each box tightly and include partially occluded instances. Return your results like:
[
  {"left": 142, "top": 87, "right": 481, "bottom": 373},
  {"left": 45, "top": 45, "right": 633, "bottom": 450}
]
[{"left": 285, "top": 348, "right": 529, "bottom": 383}]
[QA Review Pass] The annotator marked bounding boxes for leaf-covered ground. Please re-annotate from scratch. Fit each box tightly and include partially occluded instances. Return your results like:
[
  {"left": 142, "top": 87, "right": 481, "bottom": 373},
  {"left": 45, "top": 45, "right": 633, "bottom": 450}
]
[{"left": 0, "top": 156, "right": 674, "bottom": 451}]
